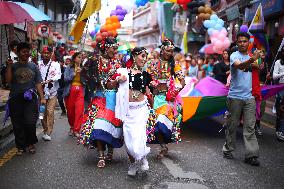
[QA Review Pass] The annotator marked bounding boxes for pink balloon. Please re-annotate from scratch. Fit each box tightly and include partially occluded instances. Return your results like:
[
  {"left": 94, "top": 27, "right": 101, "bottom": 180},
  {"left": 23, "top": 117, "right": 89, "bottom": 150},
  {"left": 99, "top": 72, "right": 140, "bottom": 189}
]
[
  {"left": 214, "top": 40, "right": 223, "bottom": 49},
  {"left": 204, "top": 44, "right": 214, "bottom": 54},
  {"left": 224, "top": 38, "right": 231, "bottom": 48},
  {"left": 218, "top": 33, "right": 226, "bottom": 40}
]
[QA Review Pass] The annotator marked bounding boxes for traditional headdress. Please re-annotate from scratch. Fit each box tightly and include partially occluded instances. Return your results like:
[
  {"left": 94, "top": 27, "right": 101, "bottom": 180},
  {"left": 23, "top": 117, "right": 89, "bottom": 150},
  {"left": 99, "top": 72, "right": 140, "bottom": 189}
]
[
  {"left": 125, "top": 47, "right": 148, "bottom": 68},
  {"left": 97, "top": 36, "right": 118, "bottom": 52}
]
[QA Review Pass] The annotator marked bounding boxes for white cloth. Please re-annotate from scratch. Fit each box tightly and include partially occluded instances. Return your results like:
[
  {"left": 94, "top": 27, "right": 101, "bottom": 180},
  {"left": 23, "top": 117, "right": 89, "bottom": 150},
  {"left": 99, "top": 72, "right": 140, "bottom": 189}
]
[
  {"left": 273, "top": 60, "right": 284, "bottom": 84},
  {"left": 38, "top": 60, "right": 61, "bottom": 99},
  {"left": 10, "top": 51, "right": 18, "bottom": 63},
  {"left": 115, "top": 68, "right": 129, "bottom": 121},
  {"left": 123, "top": 98, "right": 150, "bottom": 161}
]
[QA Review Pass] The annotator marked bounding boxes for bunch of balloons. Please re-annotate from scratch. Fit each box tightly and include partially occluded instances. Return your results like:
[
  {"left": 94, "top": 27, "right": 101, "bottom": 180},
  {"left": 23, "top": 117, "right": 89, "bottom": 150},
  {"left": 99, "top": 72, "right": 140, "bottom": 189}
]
[
  {"left": 110, "top": 5, "right": 128, "bottom": 21},
  {"left": 135, "top": 0, "right": 149, "bottom": 7},
  {"left": 203, "top": 15, "right": 231, "bottom": 54},
  {"left": 137, "top": 0, "right": 192, "bottom": 9},
  {"left": 197, "top": 4, "right": 213, "bottom": 21}
]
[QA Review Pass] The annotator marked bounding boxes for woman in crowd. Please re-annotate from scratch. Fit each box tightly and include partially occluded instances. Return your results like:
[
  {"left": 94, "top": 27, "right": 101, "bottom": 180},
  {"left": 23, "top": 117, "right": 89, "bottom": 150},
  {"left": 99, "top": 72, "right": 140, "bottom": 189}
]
[
  {"left": 213, "top": 49, "right": 230, "bottom": 84},
  {"left": 63, "top": 52, "right": 85, "bottom": 137},
  {"left": 5, "top": 42, "right": 46, "bottom": 155},
  {"left": 115, "top": 47, "right": 152, "bottom": 176},
  {"left": 147, "top": 38, "right": 185, "bottom": 159},
  {"left": 79, "top": 37, "right": 123, "bottom": 168},
  {"left": 187, "top": 57, "right": 198, "bottom": 78}
]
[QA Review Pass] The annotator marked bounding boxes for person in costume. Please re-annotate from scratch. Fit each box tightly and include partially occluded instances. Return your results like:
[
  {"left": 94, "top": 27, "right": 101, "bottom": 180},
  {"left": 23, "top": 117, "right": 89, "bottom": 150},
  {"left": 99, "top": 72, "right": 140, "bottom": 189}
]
[
  {"left": 78, "top": 37, "right": 123, "bottom": 168},
  {"left": 115, "top": 47, "right": 153, "bottom": 176},
  {"left": 147, "top": 38, "right": 185, "bottom": 159}
]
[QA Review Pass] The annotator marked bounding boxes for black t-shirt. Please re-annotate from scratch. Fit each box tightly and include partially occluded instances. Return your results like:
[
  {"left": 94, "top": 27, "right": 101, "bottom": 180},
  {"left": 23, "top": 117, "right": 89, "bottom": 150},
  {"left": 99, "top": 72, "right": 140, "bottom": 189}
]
[
  {"left": 213, "top": 61, "right": 230, "bottom": 84},
  {"left": 128, "top": 71, "right": 152, "bottom": 93},
  {"left": 10, "top": 62, "right": 42, "bottom": 95}
]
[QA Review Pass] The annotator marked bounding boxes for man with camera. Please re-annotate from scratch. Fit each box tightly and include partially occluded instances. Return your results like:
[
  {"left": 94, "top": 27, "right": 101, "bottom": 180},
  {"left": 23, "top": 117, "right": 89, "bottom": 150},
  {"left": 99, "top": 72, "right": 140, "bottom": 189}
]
[{"left": 38, "top": 46, "right": 61, "bottom": 141}]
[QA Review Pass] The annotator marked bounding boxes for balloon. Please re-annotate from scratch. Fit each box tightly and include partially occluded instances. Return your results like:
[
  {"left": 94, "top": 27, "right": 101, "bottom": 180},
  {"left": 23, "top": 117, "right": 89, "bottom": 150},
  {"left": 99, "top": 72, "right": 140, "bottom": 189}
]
[
  {"left": 101, "top": 32, "right": 109, "bottom": 38},
  {"left": 203, "top": 20, "right": 212, "bottom": 28},
  {"left": 110, "top": 15, "right": 119, "bottom": 23},
  {"left": 95, "top": 25, "right": 101, "bottom": 33},
  {"left": 100, "top": 25, "right": 107, "bottom": 33},
  {"left": 110, "top": 10, "right": 117, "bottom": 16},
  {"left": 215, "top": 24, "right": 223, "bottom": 31},
  {"left": 216, "top": 19, "right": 224, "bottom": 27},
  {"left": 204, "top": 13, "right": 211, "bottom": 20},
  {"left": 106, "top": 18, "right": 112, "bottom": 25},
  {"left": 96, "top": 35, "right": 103, "bottom": 42},
  {"left": 198, "top": 13, "right": 206, "bottom": 20},
  {"left": 118, "top": 15, "right": 124, "bottom": 21},
  {"left": 207, "top": 28, "right": 214, "bottom": 36},
  {"left": 122, "top": 9, "right": 128, "bottom": 15},
  {"left": 116, "top": 5, "right": 123, "bottom": 10},
  {"left": 113, "top": 22, "right": 121, "bottom": 29},
  {"left": 116, "top": 9, "right": 123, "bottom": 15},
  {"left": 210, "top": 14, "right": 219, "bottom": 21},
  {"left": 198, "top": 6, "right": 205, "bottom": 13},
  {"left": 224, "top": 38, "right": 231, "bottom": 48},
  {"left": 90, "top": 30, "right": 96, "bottom": 38},
  {"left": 240, "top": 25, "right": 249, "bottom": 33},
  {"left": 204, "top": 44, "right": 214, "bottom": 54},
  {"left": 204, "top": 7, "right": 211, "bottom": 14}
]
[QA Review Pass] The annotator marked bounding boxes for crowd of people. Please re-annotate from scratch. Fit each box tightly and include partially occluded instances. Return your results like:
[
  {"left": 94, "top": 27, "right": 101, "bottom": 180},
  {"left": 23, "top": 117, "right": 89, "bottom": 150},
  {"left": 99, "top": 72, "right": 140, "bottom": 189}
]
[{"left": 1, "top": 31, "right": 284, "bottom": 176}]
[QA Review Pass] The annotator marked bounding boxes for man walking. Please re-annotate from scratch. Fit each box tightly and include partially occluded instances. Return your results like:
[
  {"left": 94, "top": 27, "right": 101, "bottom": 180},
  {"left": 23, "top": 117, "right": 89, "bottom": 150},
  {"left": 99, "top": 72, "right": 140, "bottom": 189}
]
[
  {"left": 38, "top": 46, "right": 61, "bottom": 141},
  {"left": 222, "top": 32, "right": 260, "bottom": 166}
]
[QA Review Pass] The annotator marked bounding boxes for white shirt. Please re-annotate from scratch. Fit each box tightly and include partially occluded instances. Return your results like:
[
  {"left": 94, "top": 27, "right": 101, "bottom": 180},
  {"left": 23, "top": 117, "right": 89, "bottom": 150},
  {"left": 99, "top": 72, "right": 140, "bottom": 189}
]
[
  {"left": 38, "top": 60, "right": 61, "bottom": 99},
  {"left": 273, "top": 59, "right": 284, "bottom": 84}
]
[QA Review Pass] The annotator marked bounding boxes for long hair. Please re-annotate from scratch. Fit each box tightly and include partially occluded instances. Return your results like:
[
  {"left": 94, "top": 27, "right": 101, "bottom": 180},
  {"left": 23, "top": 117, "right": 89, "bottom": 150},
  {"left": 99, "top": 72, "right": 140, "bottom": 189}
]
[
  {"left": 70, "top": 52, "right": 81, "bottom": 68},
  {"left": 125, "top": 47, "right": 147, "bottom": 68}
]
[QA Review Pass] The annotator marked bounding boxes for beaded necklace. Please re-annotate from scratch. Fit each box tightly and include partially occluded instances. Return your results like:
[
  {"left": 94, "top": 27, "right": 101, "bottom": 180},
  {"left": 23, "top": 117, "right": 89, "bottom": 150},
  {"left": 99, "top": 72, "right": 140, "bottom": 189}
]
[{"left": 98, "top": 55, "right": 121, "bottom": 86}]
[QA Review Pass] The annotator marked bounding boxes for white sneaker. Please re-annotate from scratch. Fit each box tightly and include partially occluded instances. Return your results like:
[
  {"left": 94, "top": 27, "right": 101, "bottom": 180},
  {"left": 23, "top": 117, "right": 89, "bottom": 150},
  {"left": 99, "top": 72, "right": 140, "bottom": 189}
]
[
  {"left": 127, "top": 163, "right": 138, "bottom": 176},
  {"left": 42, "top": 134, "right": 51, "bottom": 141},
  {"left": 276, "top": 132, "right": 284, "bottom": 141},
  {"left": 141, "top": 157, "right": 149, "bottom": 171},
  {"left": 272, "top": 106, "right": 276, "bottom": 114}
]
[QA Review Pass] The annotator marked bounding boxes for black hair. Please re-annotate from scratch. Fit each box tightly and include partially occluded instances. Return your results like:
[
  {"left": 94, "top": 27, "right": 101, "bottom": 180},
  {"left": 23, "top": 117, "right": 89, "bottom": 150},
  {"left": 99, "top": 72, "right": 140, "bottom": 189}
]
[
  {"left": 9, "top": 40, "right": 19, "bottom": 50},
  {"left": 130, "top": 47, "right": 147, "bottom": 59},
  {"left": 237, "top": 32, "right": 250, "bottom": 40},
  {"left": 97, "top": 37, "right": 117, "bottom": 53},
  {"left": 16, "top": 42, "right": 31, "bottom": 53},
  {"left": 71, "top": 52, "right": 82, "bottom": 68}
]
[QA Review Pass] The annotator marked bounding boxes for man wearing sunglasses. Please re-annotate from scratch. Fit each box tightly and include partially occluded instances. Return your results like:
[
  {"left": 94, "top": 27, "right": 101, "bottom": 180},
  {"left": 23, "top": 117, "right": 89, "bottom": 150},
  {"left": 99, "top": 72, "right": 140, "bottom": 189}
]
[{"left": 222, "top": 32, "right": 261, "bottom": 166}]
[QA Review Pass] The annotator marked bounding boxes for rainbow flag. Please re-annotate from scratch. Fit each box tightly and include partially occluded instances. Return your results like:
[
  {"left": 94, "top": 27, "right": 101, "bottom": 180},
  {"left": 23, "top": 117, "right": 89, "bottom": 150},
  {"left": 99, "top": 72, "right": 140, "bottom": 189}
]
[{"left": 182, "top": 77, "right": 284, "bottom": 122}]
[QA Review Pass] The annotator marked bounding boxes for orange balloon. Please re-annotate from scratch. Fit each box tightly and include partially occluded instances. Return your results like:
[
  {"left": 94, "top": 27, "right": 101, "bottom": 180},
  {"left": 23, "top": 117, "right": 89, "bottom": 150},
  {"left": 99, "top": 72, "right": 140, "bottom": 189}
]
[
  {"left": 205, "top": 7, "right": 211, "bottom": 14},
  {"left": 96, "top": 35, "right": 103, "bottom": 42},
  {"left": 101, "top": 32, "right": 109, "bottom": 38},
  {"left": 198, "top": 13, "right": 206, "bottom": 20},
  {"left": 106, "top": 18, "right": 112, "bottom": 25},
  {"left": 112, "top": 30, "right": 118, "bottom": 37},
  {"left": 107, "top": 30, "right": 114, "bottom": 37},
  {"left": 110, "top": 15, "right": 119, "bottom": 23},
  {"left": 100, "top": 25, "right": 107, "bottom": 33},
  {"left": 204, "top": 13, "right": 211, "bottom": 20}
]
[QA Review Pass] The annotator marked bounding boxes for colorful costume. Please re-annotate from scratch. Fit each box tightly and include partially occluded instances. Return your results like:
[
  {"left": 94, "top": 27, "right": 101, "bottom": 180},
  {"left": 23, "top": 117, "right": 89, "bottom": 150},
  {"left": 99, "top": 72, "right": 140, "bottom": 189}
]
[
  {"left": 147, "top": 57, "right": 184, "bottom": 144},
  {"left": 79, "top": 46, "right": 123, "bottom": 149}
]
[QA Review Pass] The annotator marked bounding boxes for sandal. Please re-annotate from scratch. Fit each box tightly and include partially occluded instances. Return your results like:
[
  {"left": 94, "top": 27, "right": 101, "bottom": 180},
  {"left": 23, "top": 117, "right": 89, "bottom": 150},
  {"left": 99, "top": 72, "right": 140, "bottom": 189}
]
[
  {"left": 105, "top": 149, "right": 113, "bottom": 162},
  {"left": 27, "top": 145, "right": 36, "bottom": 154},
  {"left": 97, "top": 156, "right": 105, "bottom": 168},
  {"left": 16, "top": 149, "right": 24, "bottom": 156},
  {"left": 156, "top": 146, "right": 168, "bottom": 159}
]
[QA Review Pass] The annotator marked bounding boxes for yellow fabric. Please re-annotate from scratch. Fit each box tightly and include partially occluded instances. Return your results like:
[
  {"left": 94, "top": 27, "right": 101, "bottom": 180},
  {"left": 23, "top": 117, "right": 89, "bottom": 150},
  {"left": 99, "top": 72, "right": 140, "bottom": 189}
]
[
  {"left": 70, "top": 0, "right": 101, "bottom": 43},
  {"left": 155, "top": 105, "right": 174, "bottom": 122},
  {"left": 182, "top": 97, "right": 202, "bottom": 122},
  {"left": 72, "top": 73, "right": 82, "bottom": 86},
  {"left": 183, "top": 31, "right": 188, "bottom": 54}
]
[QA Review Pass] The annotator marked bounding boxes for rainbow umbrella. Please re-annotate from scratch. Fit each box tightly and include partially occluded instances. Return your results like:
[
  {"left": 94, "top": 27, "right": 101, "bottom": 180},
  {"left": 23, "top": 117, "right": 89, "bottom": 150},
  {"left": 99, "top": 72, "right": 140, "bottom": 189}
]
[
  {"left": 182, "top": 77, "right": 284, "bottom": 122},
  {"left": 0, "top": 1, "right": 50, "bottom": 24}
]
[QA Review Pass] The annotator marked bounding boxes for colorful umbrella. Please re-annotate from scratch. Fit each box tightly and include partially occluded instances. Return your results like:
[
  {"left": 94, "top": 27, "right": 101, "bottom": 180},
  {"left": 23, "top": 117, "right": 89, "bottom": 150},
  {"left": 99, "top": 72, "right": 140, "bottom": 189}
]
[
  {"left": 0, "top": 1, "right": 50, "bottom": 24},
  {"left": 182, "top": 77, "right": 284, "bottom": 122}
]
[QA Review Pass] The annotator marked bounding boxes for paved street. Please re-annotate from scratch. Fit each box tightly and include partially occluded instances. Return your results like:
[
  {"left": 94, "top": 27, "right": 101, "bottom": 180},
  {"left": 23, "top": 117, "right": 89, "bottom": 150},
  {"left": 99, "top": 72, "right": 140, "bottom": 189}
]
[{"left": 0, "top": 112, "right": 283, "bottom": 189}]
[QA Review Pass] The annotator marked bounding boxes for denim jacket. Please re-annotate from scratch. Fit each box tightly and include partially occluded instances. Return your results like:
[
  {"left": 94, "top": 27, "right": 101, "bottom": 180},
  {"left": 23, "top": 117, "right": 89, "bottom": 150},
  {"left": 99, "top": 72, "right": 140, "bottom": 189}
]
[{"left": 63, "top": 66, "right": 86, "bottom": 97}]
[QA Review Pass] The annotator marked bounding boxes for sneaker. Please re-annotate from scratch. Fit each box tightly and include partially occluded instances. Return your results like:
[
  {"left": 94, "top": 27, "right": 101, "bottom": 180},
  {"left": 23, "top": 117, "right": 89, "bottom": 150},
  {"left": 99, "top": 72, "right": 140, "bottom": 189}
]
[
  {"left": 127, "top": 163, "right": 138, "bottom": 176},
  {"left": 244, "top": 157, "right": 260, "bottom": 166},
  {"left": 68, "top": 129, "right": 74, "bottom": 136},
  {"left": 255, "top": 128, "right": 263, "bottom": 136},
  {"left": 42, "top": 134, "right": 51, "bottom": 141},
  {"left": 276, "top": 132, "right": 284, "bottom": 141},
  {"left": 223, "top": 151, "right": 234, "bottom": 159},
  {"left": 272, "top": 106, "right": 276, "bottom": 114},
  {"left": 61, "top": 111, "right": 66, "bottom": 116},
  {"left": 141, "top": 157, "right": 149, "bottom": 171},
  {"left": 74, "top": 132, "right": 80, "bottom": 138}
]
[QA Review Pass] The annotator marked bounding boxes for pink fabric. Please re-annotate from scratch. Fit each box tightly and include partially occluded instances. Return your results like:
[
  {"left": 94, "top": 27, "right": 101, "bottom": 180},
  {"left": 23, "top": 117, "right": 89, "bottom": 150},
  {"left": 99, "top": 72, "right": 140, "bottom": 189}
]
[{"left": 195, "top": 77, "right": 229, "bottom": 96}]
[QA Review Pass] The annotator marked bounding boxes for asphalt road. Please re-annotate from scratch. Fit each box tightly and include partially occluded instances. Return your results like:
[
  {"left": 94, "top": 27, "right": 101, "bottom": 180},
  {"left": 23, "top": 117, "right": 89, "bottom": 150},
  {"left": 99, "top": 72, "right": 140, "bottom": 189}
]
[{"left": 0, "top": 113, "right": 283, "bottom": 189}]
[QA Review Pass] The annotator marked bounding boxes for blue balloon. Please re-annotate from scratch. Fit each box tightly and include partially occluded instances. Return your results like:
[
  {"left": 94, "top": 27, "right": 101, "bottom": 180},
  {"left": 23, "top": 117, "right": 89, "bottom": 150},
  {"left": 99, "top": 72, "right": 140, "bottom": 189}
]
[
  {"left": 95, "top": 25, "right": 101, "bottom": 33},
  {"left": 210, "top": 14, "right": 219, "bottom": 21},
  {"left": 215, "top": 24, "right": 223, "bottom": 31},
  {"left": 208, "top": 28, "right": 214, "bottom": 35},
  {"left": 203, "top": 20, "right": 212, "bottom": 29},
  {"left": 216, "top": 19, "right": 224, "bottom": 27}
]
